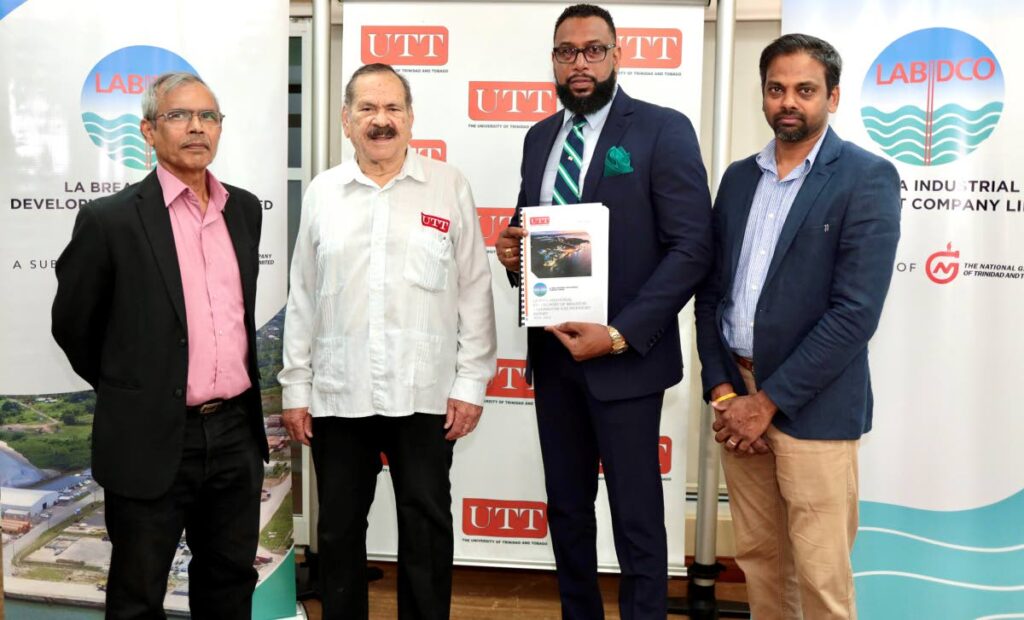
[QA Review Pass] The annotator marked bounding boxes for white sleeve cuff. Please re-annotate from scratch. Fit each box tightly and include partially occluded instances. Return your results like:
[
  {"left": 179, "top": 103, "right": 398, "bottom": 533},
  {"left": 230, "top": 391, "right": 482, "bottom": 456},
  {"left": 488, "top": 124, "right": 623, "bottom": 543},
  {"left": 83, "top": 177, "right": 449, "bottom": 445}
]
[
  {"left": 281, "top": 383, "right": 313, "bottom": 410},
  {"left": 449, "top": 377, "right": 488, "bottom": 407}
]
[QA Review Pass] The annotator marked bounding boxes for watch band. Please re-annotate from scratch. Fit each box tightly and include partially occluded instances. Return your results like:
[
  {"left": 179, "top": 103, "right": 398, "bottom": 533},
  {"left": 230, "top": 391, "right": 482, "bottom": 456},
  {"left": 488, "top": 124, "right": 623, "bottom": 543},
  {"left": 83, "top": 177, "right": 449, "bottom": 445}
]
[{"left": 607, "top": 325, "right": 628, "bottom": 355}]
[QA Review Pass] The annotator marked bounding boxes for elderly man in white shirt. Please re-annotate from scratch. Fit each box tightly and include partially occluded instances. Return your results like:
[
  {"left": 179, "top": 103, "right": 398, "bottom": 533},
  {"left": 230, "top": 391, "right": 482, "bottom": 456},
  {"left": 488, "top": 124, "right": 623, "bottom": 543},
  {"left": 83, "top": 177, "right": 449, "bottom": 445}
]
[{"left": 278, "top": 63, "right": 496, "bottom": 620}]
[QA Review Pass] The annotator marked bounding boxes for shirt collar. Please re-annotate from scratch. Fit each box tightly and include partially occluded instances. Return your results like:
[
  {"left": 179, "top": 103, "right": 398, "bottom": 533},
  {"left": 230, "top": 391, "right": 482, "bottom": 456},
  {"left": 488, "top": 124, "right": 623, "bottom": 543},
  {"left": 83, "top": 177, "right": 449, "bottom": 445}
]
[
  {"left": 155, "top": 163, "right": 229, "bottom": 212},
  {"left": 561, "top": 84, "right": 619, "bottom": 133},
  {"left": 340, "top": 148, "right": 426, "bottom": 189},
  {"left": 756, "top": 126, "right": 829, "bottom": 181}
]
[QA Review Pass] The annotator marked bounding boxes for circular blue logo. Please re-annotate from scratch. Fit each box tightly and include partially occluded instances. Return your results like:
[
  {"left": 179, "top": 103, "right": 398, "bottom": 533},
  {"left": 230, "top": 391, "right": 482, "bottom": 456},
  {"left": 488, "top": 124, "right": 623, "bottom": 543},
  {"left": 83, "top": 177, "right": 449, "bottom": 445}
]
[
  {"left": 533, "top": 282, "right": 547, "bottom": 297},
  {"left": 80, "top": 46, "right": 198, "bottom": 171},
  {"left": 861, "top": 28, "right": 1003, "bottom": 167}
]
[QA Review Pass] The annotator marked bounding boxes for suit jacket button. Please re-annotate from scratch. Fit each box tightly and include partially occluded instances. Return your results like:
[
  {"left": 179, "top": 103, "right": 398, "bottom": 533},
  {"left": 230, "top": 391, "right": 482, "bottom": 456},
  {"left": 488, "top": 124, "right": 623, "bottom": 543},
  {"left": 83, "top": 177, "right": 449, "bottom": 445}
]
[
  {"left": 173, "top": 388, "right": 183, "bottom": 398},
  {"left": 178, "top": 338, "right": 187, "bottom": 347}
]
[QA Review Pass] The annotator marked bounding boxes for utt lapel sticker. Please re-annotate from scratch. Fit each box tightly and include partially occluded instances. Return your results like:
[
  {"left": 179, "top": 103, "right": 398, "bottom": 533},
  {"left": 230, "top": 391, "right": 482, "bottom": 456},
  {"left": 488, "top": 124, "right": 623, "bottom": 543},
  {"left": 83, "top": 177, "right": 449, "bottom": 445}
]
[{"left": 421, "top": 213, "right": 451, "bottom": 233}]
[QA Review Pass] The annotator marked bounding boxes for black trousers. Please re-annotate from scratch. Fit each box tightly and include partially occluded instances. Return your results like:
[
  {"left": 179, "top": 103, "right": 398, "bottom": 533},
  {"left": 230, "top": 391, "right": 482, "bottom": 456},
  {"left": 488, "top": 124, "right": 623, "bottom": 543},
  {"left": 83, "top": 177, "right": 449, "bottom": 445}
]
[
  {"left": 532, "top": 335, "right": 668, "bottom": 620},
  {"left": 103, "top": 402, "right": 264, "bottom": 620},
  {"left": 311, "top": 413, "right": 455, "bottom": 620}
]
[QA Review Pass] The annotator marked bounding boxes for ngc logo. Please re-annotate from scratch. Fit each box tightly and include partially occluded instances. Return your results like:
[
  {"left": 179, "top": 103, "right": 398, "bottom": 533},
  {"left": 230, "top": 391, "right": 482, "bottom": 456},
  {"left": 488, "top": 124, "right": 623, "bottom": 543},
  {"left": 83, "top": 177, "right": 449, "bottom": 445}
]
[
  {"left": 410, "top": 139, "right": 446, "bottom": 161},
  {"left": 477, "top": 207, "right": 515, "bottom": 248},
  {"left": 468, "top": 82, "right": 557, "bottom": 121},
  {"left": 361, "top": 26, "right": 449, "bottom": 65},
  {"left": 617, "top": 28, "right": 682, "bottom": 68},
  {"left": 487, "top": 358, "right": 534, "bottom": 399},
  {"left": 926, "top": 242, "right": 959, "bottom": 284},
  {"left": 463, "top": 498, "right": 548, "bottom": 538}
]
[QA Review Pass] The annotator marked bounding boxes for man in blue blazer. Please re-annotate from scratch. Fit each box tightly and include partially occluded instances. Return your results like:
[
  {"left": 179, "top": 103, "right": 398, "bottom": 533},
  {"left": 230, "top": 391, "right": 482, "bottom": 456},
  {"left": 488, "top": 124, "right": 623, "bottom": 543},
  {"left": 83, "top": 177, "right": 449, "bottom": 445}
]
[
  {"left": 496, "top": 5, "right": 712, "bottom": 618},
  {"left": 695, "top": 34, "right": 901, "bottom": 619}
]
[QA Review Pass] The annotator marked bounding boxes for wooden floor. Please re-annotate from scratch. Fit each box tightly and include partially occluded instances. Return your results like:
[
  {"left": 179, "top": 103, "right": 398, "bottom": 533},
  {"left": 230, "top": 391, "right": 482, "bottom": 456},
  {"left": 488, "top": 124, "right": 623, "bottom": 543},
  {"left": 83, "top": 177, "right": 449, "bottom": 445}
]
[{"left": 300, "top": 562, "right": 747, "bottom": 619}]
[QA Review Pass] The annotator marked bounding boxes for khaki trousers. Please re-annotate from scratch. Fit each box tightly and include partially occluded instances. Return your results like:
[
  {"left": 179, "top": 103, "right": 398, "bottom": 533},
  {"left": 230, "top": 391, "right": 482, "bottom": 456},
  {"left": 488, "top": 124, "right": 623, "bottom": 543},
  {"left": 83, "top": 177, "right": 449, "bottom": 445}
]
[{"left": 721, "top": 364, "right": 860, "bottom": 620}]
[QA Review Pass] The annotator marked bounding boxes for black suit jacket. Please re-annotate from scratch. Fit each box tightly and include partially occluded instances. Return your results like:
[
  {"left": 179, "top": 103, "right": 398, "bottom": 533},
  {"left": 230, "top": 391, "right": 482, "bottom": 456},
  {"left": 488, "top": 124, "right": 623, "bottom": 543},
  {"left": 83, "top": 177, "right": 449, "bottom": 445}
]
[
  {"left": 513, "top": 90, "right": 713, "bottom": 401},
  {"left": 52, "top": 170, "right": 269, "bottom": 499}
]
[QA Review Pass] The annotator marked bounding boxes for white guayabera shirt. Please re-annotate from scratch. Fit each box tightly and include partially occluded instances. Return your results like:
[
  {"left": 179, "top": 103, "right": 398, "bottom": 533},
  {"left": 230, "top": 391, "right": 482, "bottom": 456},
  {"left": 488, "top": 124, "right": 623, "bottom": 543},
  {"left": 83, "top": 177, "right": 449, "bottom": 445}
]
[{"left": 279, "top": 151, "right": 497, "bottom": 417}]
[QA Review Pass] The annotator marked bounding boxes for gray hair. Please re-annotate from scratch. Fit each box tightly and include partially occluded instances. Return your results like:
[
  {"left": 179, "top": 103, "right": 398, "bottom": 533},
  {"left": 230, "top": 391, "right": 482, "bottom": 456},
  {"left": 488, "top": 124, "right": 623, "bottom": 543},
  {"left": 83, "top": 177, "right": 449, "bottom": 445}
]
[
  {"left": 141, "top": 72, "right": 220, "bottom": 120},
  {"left": 343, "top": 63, "right": 413, "bottom": 109}
]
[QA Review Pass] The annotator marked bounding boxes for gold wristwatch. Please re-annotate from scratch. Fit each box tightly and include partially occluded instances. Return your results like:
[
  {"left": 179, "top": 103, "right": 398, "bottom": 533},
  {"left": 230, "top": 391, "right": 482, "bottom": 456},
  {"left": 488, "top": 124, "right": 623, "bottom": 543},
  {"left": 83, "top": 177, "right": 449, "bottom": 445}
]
[{"left": 607, "top": 325, "right": 628, "bottom": 355}]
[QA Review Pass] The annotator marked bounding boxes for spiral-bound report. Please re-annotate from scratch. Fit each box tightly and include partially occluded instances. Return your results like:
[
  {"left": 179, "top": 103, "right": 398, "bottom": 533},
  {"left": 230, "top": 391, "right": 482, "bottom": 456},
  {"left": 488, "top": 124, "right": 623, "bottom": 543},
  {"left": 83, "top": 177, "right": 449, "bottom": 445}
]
[{"left": 519, "top": 203, "right": 609, "bottom": 327}]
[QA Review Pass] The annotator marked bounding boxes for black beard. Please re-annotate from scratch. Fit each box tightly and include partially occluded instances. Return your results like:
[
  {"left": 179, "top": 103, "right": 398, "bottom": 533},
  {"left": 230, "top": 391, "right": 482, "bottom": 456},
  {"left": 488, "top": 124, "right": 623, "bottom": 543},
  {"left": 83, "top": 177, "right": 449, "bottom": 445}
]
[
  {"left": 556, "top": 71, "right": 617, "bottom": 116},
  {"left": 774, "top": 124, "right": 808, "bottom": 143}
]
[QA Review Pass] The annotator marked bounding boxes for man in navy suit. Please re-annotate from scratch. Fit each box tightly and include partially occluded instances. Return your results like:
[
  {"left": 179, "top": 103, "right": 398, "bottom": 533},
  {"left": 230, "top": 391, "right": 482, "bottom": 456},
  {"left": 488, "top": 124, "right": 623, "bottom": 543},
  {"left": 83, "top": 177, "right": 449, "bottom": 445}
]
[
  {"left": 496, "top": 5, "right": 712, "bottom": 618},
  {"left": 695, "top": 34, "right": 901, "bottom": 619}
]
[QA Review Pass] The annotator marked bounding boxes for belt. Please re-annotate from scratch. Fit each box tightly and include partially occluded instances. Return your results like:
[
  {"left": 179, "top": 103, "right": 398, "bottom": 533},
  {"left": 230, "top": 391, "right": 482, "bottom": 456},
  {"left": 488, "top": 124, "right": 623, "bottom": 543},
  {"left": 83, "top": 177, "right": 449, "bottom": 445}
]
[
  {"left": 733, "top": 354, "right": 754, "bottom": 374},
  {"left": 186, "top": 393, "right": 246, "bottom": 416}
]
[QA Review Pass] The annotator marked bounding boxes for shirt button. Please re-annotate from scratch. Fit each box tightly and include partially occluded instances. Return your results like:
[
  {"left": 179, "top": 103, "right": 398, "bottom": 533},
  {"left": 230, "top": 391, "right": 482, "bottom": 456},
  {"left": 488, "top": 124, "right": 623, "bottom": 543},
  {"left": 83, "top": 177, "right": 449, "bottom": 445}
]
[
  {"left": 749, "top": 321, "right": 754, "bottom": 327},
  {"left": 751, "top": 285, "right": 758, "bottom": 291},
  {"left": 767, "top": 213, "right": 775, "bottom": 219},
  {"left": 759, "top": 250, "right": 766, "bottom": 256}
]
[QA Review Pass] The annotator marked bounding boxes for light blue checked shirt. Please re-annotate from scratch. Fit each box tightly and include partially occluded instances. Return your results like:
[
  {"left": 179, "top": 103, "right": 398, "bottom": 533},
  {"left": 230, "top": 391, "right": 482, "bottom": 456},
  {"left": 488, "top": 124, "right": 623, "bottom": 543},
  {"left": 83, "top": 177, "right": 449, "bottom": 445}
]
[
  {"left": 539, "top": 86, "right": 618, "bottom": 206},
  {"left": 723, "top": 130, "right": 828, "bottom": 358}
]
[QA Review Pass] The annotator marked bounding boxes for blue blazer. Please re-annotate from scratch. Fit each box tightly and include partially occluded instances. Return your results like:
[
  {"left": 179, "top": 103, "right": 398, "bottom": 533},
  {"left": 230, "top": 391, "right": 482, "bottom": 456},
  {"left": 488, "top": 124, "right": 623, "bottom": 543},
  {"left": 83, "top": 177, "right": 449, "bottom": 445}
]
[
  {"left": 695, "top": 128, "right": 901, "bottom": 440},
  {"left": 513, "top": 89, "right": 713, "bottom": 401}
]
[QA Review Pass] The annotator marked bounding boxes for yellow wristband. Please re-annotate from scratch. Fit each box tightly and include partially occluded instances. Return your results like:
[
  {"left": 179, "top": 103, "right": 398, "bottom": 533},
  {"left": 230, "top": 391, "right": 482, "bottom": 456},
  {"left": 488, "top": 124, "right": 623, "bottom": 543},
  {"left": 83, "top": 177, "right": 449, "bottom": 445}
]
[{"left": 712, "top": 392, "right": 737, "bottom": 404}]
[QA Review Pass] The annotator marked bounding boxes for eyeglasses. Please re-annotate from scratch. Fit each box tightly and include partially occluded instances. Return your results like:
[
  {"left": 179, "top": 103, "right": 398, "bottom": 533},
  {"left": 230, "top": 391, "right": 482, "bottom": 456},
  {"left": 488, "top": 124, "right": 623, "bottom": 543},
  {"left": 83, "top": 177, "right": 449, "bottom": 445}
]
[
  {"left": 552, "top": 43, "right": 616, "bottom": 64},
  {"left": 154, "top": 109, "right": 225, "bottom": 126}
]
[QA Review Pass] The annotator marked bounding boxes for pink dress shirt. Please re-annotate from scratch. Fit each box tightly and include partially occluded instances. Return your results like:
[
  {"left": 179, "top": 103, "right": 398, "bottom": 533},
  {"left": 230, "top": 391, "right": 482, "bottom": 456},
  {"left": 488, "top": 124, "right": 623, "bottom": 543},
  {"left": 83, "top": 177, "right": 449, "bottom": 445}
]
[{"left": 158, "top": 165, "right": 252, "bottom": 406}]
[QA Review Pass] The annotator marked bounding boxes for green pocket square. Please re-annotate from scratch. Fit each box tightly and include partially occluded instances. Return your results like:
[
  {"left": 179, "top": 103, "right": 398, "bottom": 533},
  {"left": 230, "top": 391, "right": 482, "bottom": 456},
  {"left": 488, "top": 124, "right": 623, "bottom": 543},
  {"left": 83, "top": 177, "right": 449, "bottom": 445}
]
[{"left": 604, "top": 146, "right": 634, "bottom": 177}]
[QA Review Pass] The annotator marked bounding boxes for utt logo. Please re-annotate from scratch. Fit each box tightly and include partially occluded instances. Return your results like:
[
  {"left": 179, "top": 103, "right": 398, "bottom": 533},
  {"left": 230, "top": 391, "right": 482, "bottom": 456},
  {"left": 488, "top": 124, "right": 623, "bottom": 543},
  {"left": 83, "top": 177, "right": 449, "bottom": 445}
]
[
  {"left": 486, "top": 358, "right": 534, "bottom": 399},
  {"left": 617, "top": 28, "right": 682, "bottom": 68},
  {"left": 81, "top": 46, "right": 198, "bottom": 171},
  {"left": 421, "top": 213, "right": 450, "bottom": 233},
  {"left": 463, "top": 498, "right": 547, "bottom": 538},
  {"left": 410, "top": 139, "right": 446, "bottom": 161},
  {"left": 477, "top": 207, "right": 515, "bottom": 248},
  {"left": 361, "top": 26, "right": 448, "bottom": 65},
  {"left": 529, "top": 216, "right": 550, "bottom": 225},
  {"left": 468, "top": 82, "right": 557, "bottom": 121},
  {"left": 861, "top": 28, "right": 1003, "bottom": 166},
  {"left": 926, "top": 242, "right": 960, "bottom": 284}
]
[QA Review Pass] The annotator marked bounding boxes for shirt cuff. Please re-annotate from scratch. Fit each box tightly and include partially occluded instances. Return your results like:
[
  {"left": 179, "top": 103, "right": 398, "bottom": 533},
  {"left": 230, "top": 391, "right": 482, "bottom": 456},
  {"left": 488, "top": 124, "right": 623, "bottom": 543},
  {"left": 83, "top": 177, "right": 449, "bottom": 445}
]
[
  {"left": 449, "top": 377, "right": 488, "bottom": 407},
  {"left": 281, "top": 383, "right": 312, "bottom": 410}
]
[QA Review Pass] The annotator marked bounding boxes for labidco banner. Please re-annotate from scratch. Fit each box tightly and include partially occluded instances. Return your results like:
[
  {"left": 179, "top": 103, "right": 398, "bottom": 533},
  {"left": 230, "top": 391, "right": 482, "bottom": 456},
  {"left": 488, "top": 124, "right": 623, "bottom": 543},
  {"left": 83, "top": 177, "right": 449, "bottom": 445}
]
[
  {"left": 784, "top": 1, "right": 1024, "bottom": 617},
  {"left": 0, "top": 1, "right": 293, "bottom": 617},
  {"left": 343, "top": 1, "right": 705, "bottom": 573}
]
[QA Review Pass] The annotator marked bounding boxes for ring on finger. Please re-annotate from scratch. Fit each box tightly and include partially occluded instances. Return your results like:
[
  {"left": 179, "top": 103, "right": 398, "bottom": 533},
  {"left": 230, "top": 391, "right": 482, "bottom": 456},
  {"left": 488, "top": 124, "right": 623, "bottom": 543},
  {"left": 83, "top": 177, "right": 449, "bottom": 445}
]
[{"left": 727, "top": 439, "right": 738, "bottom": 448}]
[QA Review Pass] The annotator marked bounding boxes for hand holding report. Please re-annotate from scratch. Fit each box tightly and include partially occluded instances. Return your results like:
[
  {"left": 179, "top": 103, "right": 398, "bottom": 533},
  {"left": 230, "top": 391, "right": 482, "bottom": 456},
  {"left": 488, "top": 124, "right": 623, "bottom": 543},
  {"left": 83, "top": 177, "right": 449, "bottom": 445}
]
[{"left": 520, "top": 203, "right": 608, "bottom": 327}]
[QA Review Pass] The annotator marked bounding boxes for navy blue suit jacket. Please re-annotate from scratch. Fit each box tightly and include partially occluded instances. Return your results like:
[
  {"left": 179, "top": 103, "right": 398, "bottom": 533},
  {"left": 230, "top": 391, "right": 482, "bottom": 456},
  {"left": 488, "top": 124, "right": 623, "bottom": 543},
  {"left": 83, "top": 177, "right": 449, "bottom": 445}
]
[
  {"left": 695, "top": 128, "right": 901, "bottom": 440},
  {"left": 513, "top": 89, "right": 713, "bottom": 401}
]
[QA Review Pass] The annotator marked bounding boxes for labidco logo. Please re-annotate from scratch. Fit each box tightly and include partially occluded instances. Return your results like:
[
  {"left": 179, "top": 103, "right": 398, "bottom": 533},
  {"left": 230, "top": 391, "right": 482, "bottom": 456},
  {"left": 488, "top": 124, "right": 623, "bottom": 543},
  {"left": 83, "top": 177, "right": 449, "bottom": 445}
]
[
  {"left": 468, "top": 82, "right": 557, "bottom": 121},
  {"left": 477, "top": 207, "right": 516, "bottom": 248},
  {"left": 926, "top": 242, "right": 960, "bottom": 284},
  {"left": 861, "top": 28, "right": 1003, "bottom": 166},
  {"left": 463, "top": 498, "right": 548, "bottom": 538},
  {"left": 617, "top": 28, "right": 682, "bottom": 68},
  {"left": 409, "top": 139, "right": 446, "bottom": 161},
  {"left": 486, "top": 358, "right": 534, "bottom": 399},
  {"left": 361, "top": 26, "right": 448, "bottom": 65},
  {"left": 80, "top": 46, "right": 198, "bottom": 170}
]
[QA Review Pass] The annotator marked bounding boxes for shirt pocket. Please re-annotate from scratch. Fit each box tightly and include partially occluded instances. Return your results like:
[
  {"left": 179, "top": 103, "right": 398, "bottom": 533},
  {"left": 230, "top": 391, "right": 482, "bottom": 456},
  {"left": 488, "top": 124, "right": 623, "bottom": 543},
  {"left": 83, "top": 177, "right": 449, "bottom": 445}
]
[
  {"left": 312, "top": 335, "right": 346, "bottom": 393},
  {"left": 403, "top": 227, "right": 453, "bottom": 292},
  {"left": 316, "top": 240, "right": 345, "bottom": 296}
]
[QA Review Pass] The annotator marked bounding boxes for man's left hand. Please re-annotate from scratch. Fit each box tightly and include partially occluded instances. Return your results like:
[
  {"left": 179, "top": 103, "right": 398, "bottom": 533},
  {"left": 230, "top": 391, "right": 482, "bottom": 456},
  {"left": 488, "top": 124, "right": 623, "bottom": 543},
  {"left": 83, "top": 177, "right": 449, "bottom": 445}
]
[
  {"left": 545, "top": 322, "right": 614, "bottom": 361},
  {"left": 444, "top": 398, "right": 483, "bottom": 441},
  {"left": 712, "top": 391, "right": 777, "bottom": 452}
]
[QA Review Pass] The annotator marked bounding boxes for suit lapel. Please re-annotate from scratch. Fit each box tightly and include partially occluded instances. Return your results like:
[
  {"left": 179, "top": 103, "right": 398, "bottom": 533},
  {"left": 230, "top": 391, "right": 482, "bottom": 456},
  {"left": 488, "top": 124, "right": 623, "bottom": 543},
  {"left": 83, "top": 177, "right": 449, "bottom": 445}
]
[
  {"left": 761, "top": 128, "right": 841, "bottom": 289},
  {"left": 526, "top": 113, "right": 564, "bottom": 205},
  {"left": 223, "top": 195, "right": 256, "bottom": 313},
  {"left": 725, "top": 159, "right": 761, "bottom": 285},
  {"left": 582, "top": 90, "right": 633, "bottom": 204},
  {"left": 136, "top": 171, "right": 187, "bottom": 328}
]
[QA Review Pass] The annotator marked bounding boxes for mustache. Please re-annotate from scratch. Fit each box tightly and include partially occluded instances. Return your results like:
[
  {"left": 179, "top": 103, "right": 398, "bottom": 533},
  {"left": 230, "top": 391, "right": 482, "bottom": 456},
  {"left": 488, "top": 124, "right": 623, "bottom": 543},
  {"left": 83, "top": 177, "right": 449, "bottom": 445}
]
[
  {"left": 180, "top": 139, "right": 210, "bottom": 148},
  {"left": 773, "top": 111, "right": 805, "bottom": 122},
  {"left": 367, "top": 124, "right": 397, "bottom": 139}
]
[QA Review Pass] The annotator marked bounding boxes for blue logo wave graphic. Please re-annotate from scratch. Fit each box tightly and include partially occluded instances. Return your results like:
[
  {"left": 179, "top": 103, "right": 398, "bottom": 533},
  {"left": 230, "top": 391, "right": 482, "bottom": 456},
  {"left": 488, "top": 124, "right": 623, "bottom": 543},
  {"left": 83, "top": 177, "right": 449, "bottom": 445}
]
[
  {"left": 81, "top": 112, "right": 154, "bottom": 171},
  {"left": 854, "top": 488, "right": 1024, "bottom": 618},
  {"left": 861, "top": 102, "right": 1002, "bottom": 167}
]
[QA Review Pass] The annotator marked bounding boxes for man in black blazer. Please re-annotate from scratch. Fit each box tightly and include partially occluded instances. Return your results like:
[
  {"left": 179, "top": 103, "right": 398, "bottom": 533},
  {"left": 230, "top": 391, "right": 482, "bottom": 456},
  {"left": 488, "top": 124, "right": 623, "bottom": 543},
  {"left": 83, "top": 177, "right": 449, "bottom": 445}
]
[
  {"left": 52, "top": 72, "right": 268, "bottom": 619},
  {"left": 496, "top": 5, "right": 712, "bottom": 618},
  {"left": 695, "top": 35, "right": 901, "bottom": 619}
]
